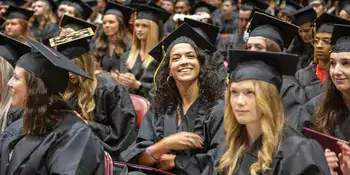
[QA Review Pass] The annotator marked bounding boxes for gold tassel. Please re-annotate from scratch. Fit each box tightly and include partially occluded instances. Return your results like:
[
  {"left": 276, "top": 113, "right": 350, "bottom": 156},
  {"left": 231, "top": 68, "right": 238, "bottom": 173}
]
[{"left": 153, "top": 44, "right": 167, "bottom": 91}]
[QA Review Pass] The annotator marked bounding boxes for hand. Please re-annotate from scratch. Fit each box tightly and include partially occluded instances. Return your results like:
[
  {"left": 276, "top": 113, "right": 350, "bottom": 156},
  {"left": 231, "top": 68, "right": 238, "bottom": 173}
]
[
  {"left": 119, "top": 73, "right": 141, "bottom": 89},
  {"left": 111, "top": 70, "right": 121, "bottom": 84},
  {"left": 338, "top": 141, "right": 350, "bottom": 174},
  {"left": 161, "top": 132, "right": 203, "bottom": 151},
  {"left": 325, "top": 149, "right": 339, "bottom": 174},
  {"left": 73, "top": 111, "right": 88, "bottom": 124},
  {"left": 157, "top": 154, "right": 176, "bottom": 171}
]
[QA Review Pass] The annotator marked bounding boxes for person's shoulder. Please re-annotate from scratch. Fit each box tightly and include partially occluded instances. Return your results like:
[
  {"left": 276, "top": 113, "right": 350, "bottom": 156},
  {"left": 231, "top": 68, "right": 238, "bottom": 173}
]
[
  {"left": 280, "top": 126, "right": 318, "bottom": 153},
  {"left": 95, "top": 71, "right": 122, "bottom": 92}
]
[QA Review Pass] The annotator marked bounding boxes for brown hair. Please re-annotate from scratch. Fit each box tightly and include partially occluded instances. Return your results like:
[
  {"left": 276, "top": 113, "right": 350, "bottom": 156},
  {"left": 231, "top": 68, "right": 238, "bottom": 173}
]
[{"left": 28, "top": 0, "right": 57, "bottom": 30}]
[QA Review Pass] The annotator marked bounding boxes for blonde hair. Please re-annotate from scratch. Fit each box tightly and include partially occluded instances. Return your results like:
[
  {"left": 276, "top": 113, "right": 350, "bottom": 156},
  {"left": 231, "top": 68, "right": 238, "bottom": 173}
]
[
  {"left": 126, "top": 19, "right": 158, "bottom": 69},
  {"left": 28, "top": 0, "right": 57, "bottom": 30},
  {"left": 219, "top": 80, "right": 284, "bottom": 175},
  {"left": 0, "top": 57, "right": 14, "bottom": 133},
  {"left": 5, "top": 19, "right": 37, "bottom": 44},
  {"left": 63, "top": 53, "right": 100, "bottom": 121}
]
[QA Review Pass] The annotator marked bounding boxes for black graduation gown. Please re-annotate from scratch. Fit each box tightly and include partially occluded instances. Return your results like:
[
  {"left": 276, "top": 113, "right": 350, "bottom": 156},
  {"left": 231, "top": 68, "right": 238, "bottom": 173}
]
[
  {"left": 222, "top": 126, "right": 330, "bottom": 175},
  {"left": 287, "top": 37, "right": 314, "bottom": 70},
  {"left": 295, "top": 64, "right": 326, "bottom": 101},
  {"left": 215, "top": 13, "right": 239, "bottom": 34},
  {"left": 100, "top": 49, "right": 122, "bottom": 72},
  {"left": 29, "top": 21, "right": 59, "bottom": 43},
  {"left": 67, "top": 72, "right": 138, "bottom": 161},
  {"left": 281, "top": 75, "right": 307, "bottom": 124},
  {"left": 119, "top": 51, "right": 158, "bottom": 101},
  {"left": 120, "top": 99, "right": 225, "bottom": 175},
  {"left": 163, "top": 19, "right": 176, "bottom": 37},
  {"left": 220, "top": 30, "right": 245, "bottom": 60},
  {"left": 0, "top": 107, "right": 23, "bottom": 133},
  {"left": 0, "top": 115, "right": 105, "bottom": 175}
]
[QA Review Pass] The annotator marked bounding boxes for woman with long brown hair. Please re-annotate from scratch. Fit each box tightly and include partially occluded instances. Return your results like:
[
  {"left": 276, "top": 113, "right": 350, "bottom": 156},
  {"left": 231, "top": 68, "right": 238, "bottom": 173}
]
[
  {"left": 95, "top": 1, "right": 133, "bottom": 72},
  {"left": 118, "top": 4, "right": 170, "bottom": 100},
  {"left": 28, "top": 0, "right": 59, "bottom": 43},
  {"left": 0, "top": 37, "right": 104, "bottom": 174},
  {"left": 218, "top": 50, "right": 329, "bottom": 175},
  {"left": 3, "top": 6, "right": 37, "bottom": 44},
  {"left": 52, "top": 29, "right": 137, "bottom": 161}
]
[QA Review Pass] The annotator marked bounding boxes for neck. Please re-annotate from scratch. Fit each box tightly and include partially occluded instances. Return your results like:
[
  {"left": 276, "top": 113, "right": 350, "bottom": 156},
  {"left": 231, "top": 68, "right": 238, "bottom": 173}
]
[
  {"left": 318, "top": 58, "right": 328, "bottom": 69},
  {"left": 36, "top": 15, "right": 44, "bottom": 23},
  {"left": 224, "top": 13, "right": 233, "bottom": 20},
  {"left": 246, "top": 122, "right": 262, "bottom": 147},
  {"left": 108, "top": 35, "right": 117, "bottom": 44},
  {"left": 177, "top": 80, "right": 199, "bottom": 114},
  {"left": 140, "top": 40, "right": 147, "bottom": 54},
  {"left": 342, "top": 92, "right": 350, "bottom": 109}
]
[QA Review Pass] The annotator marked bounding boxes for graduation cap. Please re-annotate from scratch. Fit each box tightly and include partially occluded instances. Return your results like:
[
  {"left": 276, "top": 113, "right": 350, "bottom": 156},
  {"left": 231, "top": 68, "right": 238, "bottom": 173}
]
[
  {"left": 183, "top": 17, "right": 219, "bottom": 45},
  {"left": 103, "top": 1, "right": 134, "bottom": 23},
  {"left": 190, "top": 1, "right": 217, "bottom": 14},
  {"left": 314, "top": 12, "right": 350, "bottom": 34},
  {"left": 308, "top": 0, "right": 328, "bottom": 5},
  {"left": 249, "top": 12, "right": 298, "bottom": 49},
  {"left": 16, "top": 37, "right": 92, "bottom": 94},
  {"left": 279, "top": 0, "right": 302, "bottom": 15},
  {"left": 127, "top": 0, "right": 147, "bottom": 8},
  {"left": 0, "top": 33, "right": 31, "bottom": 67},
  {"left": 60, "top": 14, "right": 97, "bottom": 32},
  {"left": 4, "top": 6, "right": 34, "bottom": 21},
  {"left": 290, "top": 4, "right": 317, "bottom": 26},
  {"left": 241, "top": 0, "right": 269, "bottom": 11},
  {"left": 222, "top": 0, "right": 237, "bottom": 3},
  {"left": 83, "top": 0, "right": 97, "bottom": 7},
  {"left": 67, "top": 0, "right": 93, "bottom": 20},
  {"left": 228, "top": 49, "right": 298, "bottom": 91},
  {"left": 136, "top": 4, "right": 171, "bottom": 24},
  {"left": 330, "top": 24, "right": 350, "bottom": 53},
  {"left": 50, "top": 27, "right": 95, "bottom": 60},
  {"left": 0, "top": 0, "right": 25, "bottom": 6}
]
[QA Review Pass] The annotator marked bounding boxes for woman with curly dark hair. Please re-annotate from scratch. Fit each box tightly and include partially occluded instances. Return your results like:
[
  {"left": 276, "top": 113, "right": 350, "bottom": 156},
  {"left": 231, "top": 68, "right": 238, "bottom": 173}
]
[
  {"left": 0, "top": 37, "right": 105, "bottom": 174},
  {"left": 120, "top": 23, "right": 225, "bottom": 175}
]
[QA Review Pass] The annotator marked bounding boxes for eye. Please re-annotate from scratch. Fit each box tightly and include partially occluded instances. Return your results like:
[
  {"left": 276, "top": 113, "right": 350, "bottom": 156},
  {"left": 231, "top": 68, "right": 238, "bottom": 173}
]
[
  {"left": 341, "top": 60, "right": 350, "bottom": 66},
  {"left": 330, "top": 60, "right": 336, "bottom": 67},
  {"left": 231, "top": 89, "right": 237, "bottom": 94}
]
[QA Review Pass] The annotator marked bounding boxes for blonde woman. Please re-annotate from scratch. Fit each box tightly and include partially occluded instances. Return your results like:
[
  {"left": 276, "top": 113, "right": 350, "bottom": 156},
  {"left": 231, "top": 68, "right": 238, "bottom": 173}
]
[
  {"left": 28, "top": 0, "right": 59, "bottom": 42},
  {"left": 52, "top": 31, "right": 137, "bottom": 161},
  {"left": 118, "top": 4, "right": 170, "bottom": 100},
  {"left": 218, "top": 50, "right": 329, "bottom": 175}
]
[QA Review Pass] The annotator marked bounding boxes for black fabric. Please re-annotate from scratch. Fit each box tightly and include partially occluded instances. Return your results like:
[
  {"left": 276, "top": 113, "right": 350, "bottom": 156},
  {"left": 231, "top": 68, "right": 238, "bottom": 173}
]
[
  {"left": 191, "top": 1, "right": 217, "bottom": 14},
  {"left": 183, "top": 18, "right": 220, "bottom": 45},
  {"left": 68, "top": 0, "right": 92, "bottom": 20},
  {"left": 314, "top": 12, "right": 350, "bottom": 33},
  {"left": 136, "top": 4, "right": 171, "bottom": 24},
  {"left": 0, "top": 33, "right": 31, "bottom": 67},
  {"left": 120, "top": 99, "right": 225, "bottom": 175},
  {"left": 217, "top": 126, "right": 330, "bottom": 175},
  {"left": 215, "top": 13, "right": 239, "bottom": 34},
  {"left": 66, "top": 72, "right": 138, "bottom": 161},
  {"left": 119, "top": 51, "right": 157, "bottom": 101},
  {"left": 0, "top": 114, "right": 105, "bottom": 175},
  {"left": 103, "top": 1, "right": 134, "bottom": 24},
  {"left": 330, "top": 24, "right": 350, "bottom": 52},
  {"left": 29, "top": 21, "right": 59, "bottom": 43},
  {"left": 4, "top": 5, "right": 33, "bottom": 20},
  {"left": 290, "top": 4, "right": 317, "bottom": 26},
  {"left": 0, "top": 107, "right": 23, "bottom": 133}
]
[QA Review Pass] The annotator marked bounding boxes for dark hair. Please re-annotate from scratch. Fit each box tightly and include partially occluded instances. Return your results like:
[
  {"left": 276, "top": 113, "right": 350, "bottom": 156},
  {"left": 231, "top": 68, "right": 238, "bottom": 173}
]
[
  {"left": 314, "top": 71, "right": 348, "bottom": 134},
  {"left": 24, "top": 70, "right": 73, "bottom": 135},
  {"left": 152, "top": 47, "right": 224, "bottom": 114}
]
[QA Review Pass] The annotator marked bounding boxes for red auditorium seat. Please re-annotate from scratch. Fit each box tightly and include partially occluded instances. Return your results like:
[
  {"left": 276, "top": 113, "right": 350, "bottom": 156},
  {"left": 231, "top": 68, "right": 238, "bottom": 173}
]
[
  {"left": 104, "top": 151, "right": 114, "bottom": 175},
  {"left": 130, "top": 94, "right": 150, "bottom": 128}
]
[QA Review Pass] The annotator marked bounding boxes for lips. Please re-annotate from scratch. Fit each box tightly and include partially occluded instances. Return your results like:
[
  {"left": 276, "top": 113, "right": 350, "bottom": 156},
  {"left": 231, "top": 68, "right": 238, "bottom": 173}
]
[{"left": 178, "top": 68, "right": 192, "bottom": 73}]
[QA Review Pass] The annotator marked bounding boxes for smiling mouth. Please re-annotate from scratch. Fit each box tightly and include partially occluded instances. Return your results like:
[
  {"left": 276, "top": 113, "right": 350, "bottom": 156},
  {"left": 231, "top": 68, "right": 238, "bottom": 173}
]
[{"left": 178, "top": 68, "right": 193, "bottom": 72}]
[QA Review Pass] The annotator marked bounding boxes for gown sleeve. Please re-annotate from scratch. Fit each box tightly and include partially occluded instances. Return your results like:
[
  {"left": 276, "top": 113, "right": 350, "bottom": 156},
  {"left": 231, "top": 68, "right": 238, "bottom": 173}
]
[
  {"left": 174, "top": 101, "right": 225, "bottom": 175},
  {"left": 46, "top": 124, "right": 105, "bottom": 175},
  {"left": 278, "top": 139, "right": 330, "bottom": 175},
  {"left": 137, "top": 61, "right": 157, "bottom": 101},
  {"left": 88, "top": 81, "right": 138, "bottom": 160},
  {"left": 41, "top": 23, "right": 59, "bottom": 42}
]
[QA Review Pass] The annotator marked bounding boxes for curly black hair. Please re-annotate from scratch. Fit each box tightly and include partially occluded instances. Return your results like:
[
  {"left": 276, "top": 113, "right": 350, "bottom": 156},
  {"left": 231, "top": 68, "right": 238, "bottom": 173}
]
[{"left": 152, "top": 48, "right": 225, "bottom": 114}]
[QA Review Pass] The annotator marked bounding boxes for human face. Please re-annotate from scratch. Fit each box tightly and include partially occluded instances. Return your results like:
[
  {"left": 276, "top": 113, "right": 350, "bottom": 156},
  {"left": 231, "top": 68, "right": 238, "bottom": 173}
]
[
  {"left": 69, "top": 59, "right": 79, "bottom": 84},
  {"left": 64, "top": 6, "right": 77, "bottom": 17},
  {"left": 246, "top": 37, "right": 267, "bottom": 51},
  {"left": 0, "top": 5, "right": 8, "bottom": 16},
  {"left": 312, "top": 32, "right": 332, "bottom": 61},
  {"left": 57, "top": 4, "right": 68, "bottom": 19},
  {"left": 7, "top": 66, "right": 28, "bottom": 108},
  {"left": 103, "top": 14, "right": 119, "bottom": 37},
  {"left": 222, "top": 1, "right": 234, "bottom": 16},
  {"left": 238, "top": 10, "right": 251, "bottom": 33},
  {"left": 169, "top": 43, "right": 200, "bottom": 84},
  {"left": 310, "top": 0, "right": 325, "bottom": 17},
  {"left": 230, "top": 80, "right": 261, "bottom": 125},
  {"left": 134, "top": 19, "right": 149, "bottom": 41},
  {"left": 175, "top": 1, "right": 189, "bottom": 14},
  {"left": 298, "top": 23, "right": 313, "bottom": 43},
  {"left": 330, "top": 52, "right": 350, "bottom": 93},
  {"left": 32, "top": 1, "right": 46, "bottom": 17},
  {"left": 161, "top": 0, "right": 174, "bottom": 13},
  {"left": 339, "top": 10, "right": 350, "bottom": 20},
  {"left": 5, "top": 19, "right": 23, "bottom": 38}
]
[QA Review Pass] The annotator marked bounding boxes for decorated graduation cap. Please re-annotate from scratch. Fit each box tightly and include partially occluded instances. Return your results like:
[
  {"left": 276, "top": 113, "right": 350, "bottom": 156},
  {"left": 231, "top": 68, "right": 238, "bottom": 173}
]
[
  {"left": 4, "top": 5, "right": 34, "bottom": 21},
  {"left": 290, "top": 4, "right": 317, "bottom": 26},
  {"left": 149, "top": 23, "right": 216, "bottom": 89},
  {"left": 60, "top": 14, "right": 97, "bottom": 32},
  {"left": 16, "top": 37, "right": 92, "bottom": 94},
  {"left": 241, "top": 0, "right": 269, "bottom": 11},
  {"left": 183, "top": 17, "right": 219, "bottom": 45},
  {"left": 314, "top": 12, "right": 350, "bottom": 34},
  {"left": 50, "top": 28, "right": 95, "bottom": 60},
  {"left": 191, "top": 1, "right": 217, "bottom": 14},
  {"left": 0, "top": 33, "right": 31, "bottom": 67},
  {"left": 330, "top": 24, "right": 350, "bottom": 53},
  {"left": 228, "top": 50, "right": 298, "bottom": 91},
  {"left": 103, "top": 1, "right": 134, "bottom": 24},
  {"left": 67, "top": 0, "right": 93, "bottom": 20},
  {"left": 136, "top": 4, "right": 171, "bottom": 24},
  {"left": 249, "top": 11, "right": 298, "bottom": 49}
]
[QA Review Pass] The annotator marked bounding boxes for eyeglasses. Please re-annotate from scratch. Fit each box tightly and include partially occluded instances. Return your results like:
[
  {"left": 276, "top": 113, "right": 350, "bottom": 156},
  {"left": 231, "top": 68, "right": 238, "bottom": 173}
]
[{"left": 310, "top": 38, "right": 331, "bottom": 46}]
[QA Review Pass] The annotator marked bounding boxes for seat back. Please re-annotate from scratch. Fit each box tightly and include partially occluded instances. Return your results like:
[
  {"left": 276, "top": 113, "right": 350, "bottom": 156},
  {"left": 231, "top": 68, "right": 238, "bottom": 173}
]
[
  {"left": 130, "top": 94, "right": 150, "bottom": 128},
  {"left": 104, "top": 151, "right": 113, "bottom": 175}
]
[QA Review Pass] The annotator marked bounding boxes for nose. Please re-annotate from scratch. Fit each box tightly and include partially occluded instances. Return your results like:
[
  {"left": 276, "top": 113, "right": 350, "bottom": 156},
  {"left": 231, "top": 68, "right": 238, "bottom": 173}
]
[
  {"left": 333, "top": 63, "right": 343, "bottom": 76},
  {"left": 235, "top": 94, "right": 246, "bottom": 106},
  {"left": 7, "top": 77, "right": 13, "bottom": 88},
  {"left": 179, "top": 56, "right": 190, "bottom": 65}
]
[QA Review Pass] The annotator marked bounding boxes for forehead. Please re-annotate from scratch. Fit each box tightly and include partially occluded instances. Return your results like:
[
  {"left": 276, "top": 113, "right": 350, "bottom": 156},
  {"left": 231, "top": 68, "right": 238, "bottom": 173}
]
[
  {"left": 134, "top": 19, "right": 149, "bottom": 25},
  {"left": 175, "top": 2, "right": 187, "bottom": 6},
  {"left": 331, "top": 52, "right": 350, "bottom": 59},
  {"left": 169, "top": 43, "right": 195, "bottom": 55},
  {"left": 247, "top": 36, "right": 266, "bottom": 45},
  {"left": 239, "top": 10, "right": 251, "bottom": 18},
  {"left": 103, "top": 14, "right": 118, "bottom": 20},
  {"left": 315, "top": 32, "right": 332, "bottom": 38},
  {"left": 230, "top": 80, "right": 255, "bottom": 89}
]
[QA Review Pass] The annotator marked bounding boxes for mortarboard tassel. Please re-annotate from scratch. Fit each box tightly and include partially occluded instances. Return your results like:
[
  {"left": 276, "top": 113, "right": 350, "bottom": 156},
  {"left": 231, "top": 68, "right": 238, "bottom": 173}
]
[{"left": 153, "top": 43, "right": 167, "bottom": 91}]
